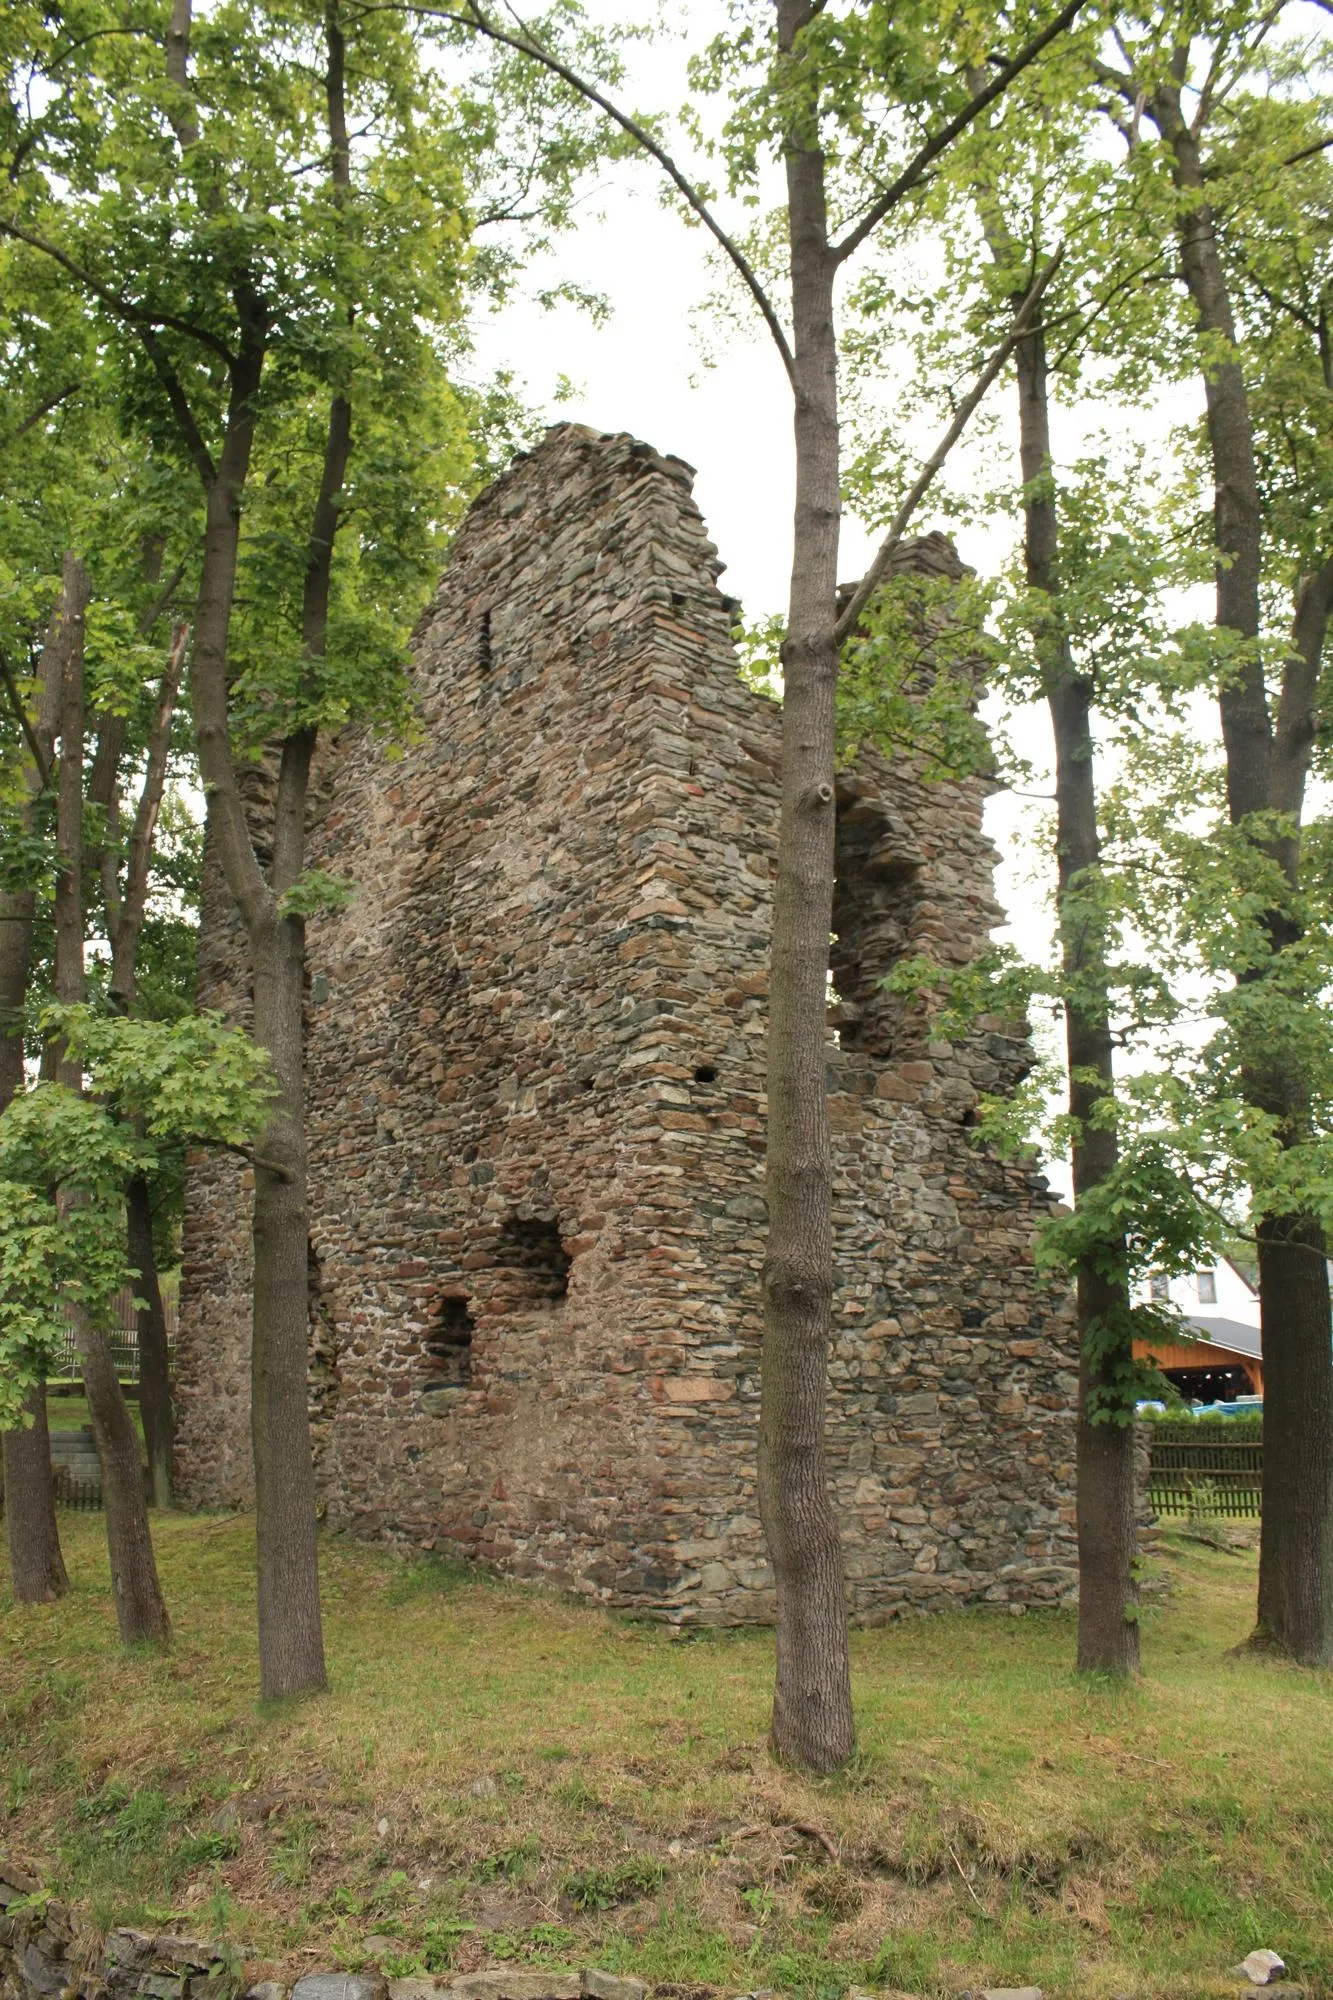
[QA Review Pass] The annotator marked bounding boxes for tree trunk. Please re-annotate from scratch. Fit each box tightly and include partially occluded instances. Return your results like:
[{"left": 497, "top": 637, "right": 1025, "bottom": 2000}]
[
  {"left": 70, "top": 1294, "right": 171, "bottom": 1645},
  {"left": 1256, "top": 1215, "right": 1333, "bottom": 1658},
  {"left": 1150, "top": 81, "right": 1333, "bottom": 1666},
  {"left": 4, "top": 1390, "right": 68, "bottom": 1603},
  {"left": 244, "top": 7, "right": 354, "bottom": 1699},
  {"left": 1, "top": 581, "right": 72, "bottom": 1602},
  {"left": 52, "top": 552, "right": 170, "bottom": 1648},
  {"left": 250, "top": 894, "right": 326, "bottom": 1699},
  {"left": 128, "top": 1175, "right": 175, "bottom": 1509},
  {"left": 757, "top": 0, "right": 853, "bottom": 1774},
  {"left": 1012, "top": 320, "right": 1139, "bottom": 1674}
]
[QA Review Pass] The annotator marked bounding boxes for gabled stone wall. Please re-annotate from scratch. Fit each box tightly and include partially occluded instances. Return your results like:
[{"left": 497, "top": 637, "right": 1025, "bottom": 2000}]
[{"left": 174, "top": 424, "right": 1079, "bottom": 1624}]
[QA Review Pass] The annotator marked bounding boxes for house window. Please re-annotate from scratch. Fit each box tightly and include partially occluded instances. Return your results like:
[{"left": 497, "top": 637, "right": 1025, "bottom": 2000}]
[
  {"left": 1197, "top": 1272, "right": 1217, "bottom": 1304},
  {"left": 1149, "top": 1275, "right": 1169, "bottom": 1303}
]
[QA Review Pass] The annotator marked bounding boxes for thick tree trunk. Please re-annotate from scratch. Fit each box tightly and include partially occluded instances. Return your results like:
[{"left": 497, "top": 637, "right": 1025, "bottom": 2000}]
[
  {"left": 51, "top": 554, "right": 170, "bottom": 1648},
  {"left": 756, "top": 0, "right": 853, "bottom": 1774},
  {"left": 250, "top": 896, "right": 325, "bottom": 1700},
  {"left": 70, "top": 1295, "right": 170, "bottom": 1645},
  {"left": 1013, "top": 322, "right": 1139, "bottom": 1674},
  {"left": 184, "top": 354, "right": 325, "bottom": 1696},
  {"left": 1151, "top": 82, "right": 1333, "bottom": 1665},
  {"left": 2, "top": 584, "right": 72, "bottom": 1601},
  {"left": 1, "top": 866, "right": 69, "bottom": 1598},
  {"left": 128, "top": 1176, "right": 175, "bottom": 1509},
  {"left": 4, "top": 1390, "right": 68, "bottom": 1603},
  {"left": 1256, "top": 1216, "right": 1333, "bottom": 1658}
]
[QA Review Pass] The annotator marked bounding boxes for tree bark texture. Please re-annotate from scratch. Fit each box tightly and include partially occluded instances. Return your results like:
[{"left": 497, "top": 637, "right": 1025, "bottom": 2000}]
[
  {"left": 4, "top": 1390, "right": 68, "bottom": 1603},
  {"left": 1013, "top": 321, "right": 1140, "bottom": 1675},
  {"left": 1150, "top": 80, "right": 1333, "bottom": 1665},
  {"left": 128, "top": 1176, "right": 175, "bottom": 1510},
  {"left": 52, "top": 554, "right": 170, "bottom": 1649},
  {"left": 99, "top": 621, "right": 189, "bottom": 1508},
  {"left": 757, "top": 0, "right": 853, "bottom": 1773},
  {"left": 1, "top": 598, "right": 68, "bottom": 1602}
]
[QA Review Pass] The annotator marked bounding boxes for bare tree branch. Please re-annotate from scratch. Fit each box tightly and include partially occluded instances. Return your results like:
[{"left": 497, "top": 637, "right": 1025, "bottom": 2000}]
[
  {"left": 348, "top": 0, "right": 798, "bottom": 384},
  {"left": 0, "top": 381, "right": 80, "bottom": 454},
  {"left": 110, "top": 623, "right": 189, "bottom": 1007},
  {"left": 834, "top": 249, "right": 1064, "bottom": 647},
  {"left": 0, "top": 654, "right": 52, "bottom": 789},
  {"left": 1285, "top": 131, "right": 1333, "bottom": 167},
  {"left": 0, "top": 217, "right": 234, "bottom": 363},
  {"left": 140, "top": 332, "right": 217, "bottom": 486},
  {"left": 830, "top": 0, "right": 1090, "bottom": 267}
]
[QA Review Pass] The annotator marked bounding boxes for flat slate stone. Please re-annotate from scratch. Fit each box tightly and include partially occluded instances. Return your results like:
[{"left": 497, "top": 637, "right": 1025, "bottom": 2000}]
[
  {"left": 582, "top": 1975, "right": 646, "bottom": 2000},
  {"left": 292, "top": 1974, "right": 387, "bottom": 2000},
  {"left": 19, "top": 1944, "right": 67, "bottom": 1996},
  {"left": 451, "top": 1976, "right": 581, "bottom": 2000},
  {"left": 154, "top": 1936, "right": 219, "bottom": 1969}
]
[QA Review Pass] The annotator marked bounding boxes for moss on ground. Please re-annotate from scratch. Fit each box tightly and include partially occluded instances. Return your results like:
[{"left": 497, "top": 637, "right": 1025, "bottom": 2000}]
[{"left": 2, "top": 1515, "right": 1330, "bottom": 2000}]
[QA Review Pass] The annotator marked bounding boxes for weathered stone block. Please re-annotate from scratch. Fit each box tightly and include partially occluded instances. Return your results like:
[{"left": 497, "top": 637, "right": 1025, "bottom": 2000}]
[
  {"left": 291, "top": 1976, "right": 386, "bottom": 2000},
  {"left": 582, "top": 1974, "right": 646, "bottom": 2000}
]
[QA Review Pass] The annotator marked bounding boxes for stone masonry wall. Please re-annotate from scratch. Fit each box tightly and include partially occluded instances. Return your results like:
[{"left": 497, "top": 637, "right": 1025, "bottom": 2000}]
[{"left": 174, "top": 423, "right": 1079, "bottom": 1624}]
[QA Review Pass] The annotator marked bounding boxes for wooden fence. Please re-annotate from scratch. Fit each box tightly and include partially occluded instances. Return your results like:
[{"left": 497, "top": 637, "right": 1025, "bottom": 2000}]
[
  {"left": 49, "top": 1286, "right": 178, "bottom": 1382},
  {"left": 1145, "top": 1422, "right": 1263, "bottom": 1518}
]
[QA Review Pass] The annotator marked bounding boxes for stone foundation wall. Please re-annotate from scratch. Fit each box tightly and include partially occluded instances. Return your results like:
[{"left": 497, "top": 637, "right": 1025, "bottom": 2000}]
[{"left": 174, "top": 424, "right": 1079, "bottom": 1623}]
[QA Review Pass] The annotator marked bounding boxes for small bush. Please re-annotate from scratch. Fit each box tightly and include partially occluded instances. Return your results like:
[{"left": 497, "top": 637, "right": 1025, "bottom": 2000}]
[{"left": 563, "top": 1859, "right": 664, "bottom": 1911}]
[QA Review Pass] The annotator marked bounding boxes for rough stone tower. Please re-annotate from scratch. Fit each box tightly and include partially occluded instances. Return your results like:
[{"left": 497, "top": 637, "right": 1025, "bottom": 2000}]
[{"left": 174, "top": 424, "right": 1079, "bottom": 1624}]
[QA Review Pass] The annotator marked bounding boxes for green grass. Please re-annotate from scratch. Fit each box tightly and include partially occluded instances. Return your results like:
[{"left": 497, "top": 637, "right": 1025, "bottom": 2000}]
[
  {"left": 43, "top": 1389, "right": 145, "bottom": 1442},
  {"left": 2, "top": 1515, "right": 1330, "bottom": 1999}
]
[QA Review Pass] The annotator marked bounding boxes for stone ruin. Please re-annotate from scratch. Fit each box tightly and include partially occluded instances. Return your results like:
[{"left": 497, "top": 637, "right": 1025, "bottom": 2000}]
[{"left": 174, "top": 423, "right": 1080, "bottom": 1625}]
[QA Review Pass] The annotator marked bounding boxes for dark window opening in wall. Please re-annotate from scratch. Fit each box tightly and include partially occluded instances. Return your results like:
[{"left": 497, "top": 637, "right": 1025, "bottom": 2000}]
[
  {"left": 477, "top": 608, "right": 493, "bottom": 672},
  {"left": 422, "top": 1294, "right": 474, "bottom": 1386},
  {"left": 830, "top": 786, "right": 923, "bottom": 1059},
  {"left": 495, "top": 1215, "right": 571, "bottom": 1303},
  {"left": 693, "top": 1063, "right": 718, "bottom": 1084}
]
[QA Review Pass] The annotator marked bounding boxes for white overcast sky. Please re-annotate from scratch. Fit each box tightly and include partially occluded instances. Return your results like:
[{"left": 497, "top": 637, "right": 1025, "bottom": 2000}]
[{"left": 464, "top": 7, "right": 1250, "bottom": 1196}]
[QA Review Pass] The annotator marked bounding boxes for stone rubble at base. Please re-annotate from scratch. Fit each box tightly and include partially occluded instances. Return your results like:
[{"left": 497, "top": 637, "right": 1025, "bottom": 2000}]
[
  {"left": 0, "top": 1863, "right": 1308, "bottom": 2000},
  {"left": 173, "top": 422, "right": 1080, "bottom": 1625}
]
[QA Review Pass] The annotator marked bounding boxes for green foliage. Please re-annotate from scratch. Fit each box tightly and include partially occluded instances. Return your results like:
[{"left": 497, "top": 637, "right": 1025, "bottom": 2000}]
[
  {"left": 562, "top": 1857, "right": 665, "bottom": 1910},
  {"left": 837, "top": 570, "right": 996, "bottom": 777},
  {"left": 0, "top": 1010, "right": 272, "bottom": 1421},
  {"left": 276, "top": 870, "right": 356, "bottom": 921}
]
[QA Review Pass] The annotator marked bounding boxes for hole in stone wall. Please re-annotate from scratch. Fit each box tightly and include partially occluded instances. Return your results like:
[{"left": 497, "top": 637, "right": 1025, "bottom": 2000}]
[
  {"left": 477, "top": 608, "right": 493, "bottom": 672},
  {"left": 494, "top": 1216, "right": 571, "bottom": 1304},
  {"left": 422, "top": 1294, "right": 474, "bottom": 1387},
  {"left": 307, "top": 1242, "right": 341, "bottom": 1421},
  {"left": 830, "top": 789, "right": 924, "bottom": 1059},
  {"left": 693, "top": 1063, "right": 718, "bottom": 1084}
]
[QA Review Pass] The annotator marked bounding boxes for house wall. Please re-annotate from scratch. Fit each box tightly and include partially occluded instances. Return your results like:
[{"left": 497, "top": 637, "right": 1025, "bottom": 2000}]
[{"left": 174, "top": 424, "right": 1080, "bottom": 1625}]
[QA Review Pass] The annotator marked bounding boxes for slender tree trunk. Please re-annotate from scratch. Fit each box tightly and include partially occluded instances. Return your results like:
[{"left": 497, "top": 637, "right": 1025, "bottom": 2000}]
[
  {"left": 107, "top": 622, "right": 189, "bottom": 1510},
  {"left": 757, "top": 0, "right": 853, "bottom": 1774},
  {"left": 128, "top": 1176, "right": 175, "bottom": 1509},
  {"left": 1012, "top": 321, "right": 1140, "bottom": 1674},
  {"left": 52, "top": 554, "right": 170, "bottom": 1648},
  {"left": 1150, "top": 81, "right": 1333, "bottom": 1665},
  {"left": 1, "top": 589, "right": 70, "bottom": 1601}
]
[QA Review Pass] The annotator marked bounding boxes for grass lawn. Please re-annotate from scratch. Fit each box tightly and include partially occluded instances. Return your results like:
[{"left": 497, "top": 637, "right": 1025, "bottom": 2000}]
[
  {"left": 2, "top": 1516, "right": 1330, "bottom": 2000},
  {"left": 44, "top": 1389, "right": 145, "bottom": 1441}
]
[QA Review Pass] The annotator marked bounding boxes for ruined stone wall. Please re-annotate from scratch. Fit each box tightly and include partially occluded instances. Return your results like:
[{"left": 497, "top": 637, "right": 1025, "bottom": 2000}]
[{"left": 174, "top": 423, "right": 1079, "bottom": 1624}]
